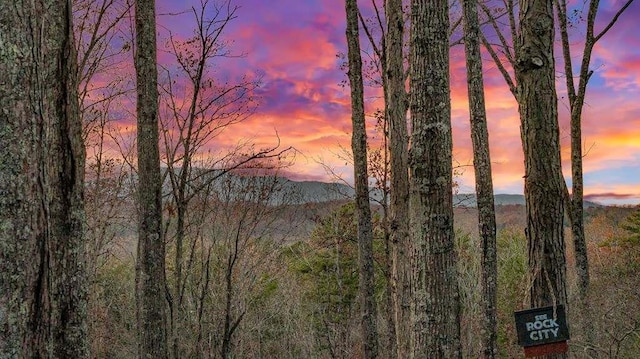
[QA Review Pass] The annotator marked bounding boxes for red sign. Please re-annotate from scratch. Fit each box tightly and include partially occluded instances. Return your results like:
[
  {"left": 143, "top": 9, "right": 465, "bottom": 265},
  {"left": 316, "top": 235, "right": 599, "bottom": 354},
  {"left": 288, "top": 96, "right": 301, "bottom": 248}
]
[{"left": 523, "top": 341, "right": 568, "bottom": 357}]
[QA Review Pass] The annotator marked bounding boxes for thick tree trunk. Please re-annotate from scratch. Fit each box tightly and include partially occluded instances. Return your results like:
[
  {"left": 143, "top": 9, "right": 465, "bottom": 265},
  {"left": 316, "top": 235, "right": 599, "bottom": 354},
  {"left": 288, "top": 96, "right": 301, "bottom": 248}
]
[
  {"left": 384, "top": 0, "right": 410, "bottom": 357},
  {"left": 515, "top": 1, "right": 568, "bottom": 358},
  {"left": 345, "top": 0, "right": 379, "bottom": 357},
  {"left": 49, "top": 4, "right": 89, "bottom": 356},
  {"left": 0, "top": 0, "right": 88, "bottom": 357},
  {"left": 409, "top": 0, "right": 462, "bottom": 358},
  {"left": 134, "top": 0, "right": 168, "bottom": 357},
  {"left": 462, "top": 0, "right": 498, "bottom": 357}
]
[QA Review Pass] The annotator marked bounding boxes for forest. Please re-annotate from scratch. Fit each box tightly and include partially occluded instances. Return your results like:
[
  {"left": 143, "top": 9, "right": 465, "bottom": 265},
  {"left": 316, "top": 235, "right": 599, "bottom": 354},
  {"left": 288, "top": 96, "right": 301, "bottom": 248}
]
[{"left": 0, "top": 0, "right": 639, "bottom": 358}]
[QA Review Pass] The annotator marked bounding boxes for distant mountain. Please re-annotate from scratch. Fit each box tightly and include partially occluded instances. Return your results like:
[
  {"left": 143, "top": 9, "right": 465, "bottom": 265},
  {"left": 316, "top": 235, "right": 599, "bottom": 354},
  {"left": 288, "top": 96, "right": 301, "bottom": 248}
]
[
  {"left": 155, "top": 168, "right": 602, "bottom": 208},
  {"left": 277, "top": 180, "right": 357, "bottom": 203},
  {"left": 452, "top": 193, "right": 602, "bottom": 208},
  {"left": 277, "top": 179, "right": 602, "bottom": 208},
  {"left": 453, "top": 193, "right": 526, "bottom": 207}
]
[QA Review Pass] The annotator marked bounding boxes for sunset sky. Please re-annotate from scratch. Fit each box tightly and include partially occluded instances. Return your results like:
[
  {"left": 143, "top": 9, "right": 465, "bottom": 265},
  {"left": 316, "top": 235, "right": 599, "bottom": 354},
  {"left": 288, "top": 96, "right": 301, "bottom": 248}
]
[{"left": 146, "top": 0, "right": 640, "bottom": 205}]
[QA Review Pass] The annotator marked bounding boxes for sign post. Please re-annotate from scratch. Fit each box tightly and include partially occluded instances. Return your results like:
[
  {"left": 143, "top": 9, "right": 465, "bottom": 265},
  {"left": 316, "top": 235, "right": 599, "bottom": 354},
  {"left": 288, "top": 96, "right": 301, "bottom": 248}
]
[{"left": 514, "top": 305, "right": 570, "bottom": 357}]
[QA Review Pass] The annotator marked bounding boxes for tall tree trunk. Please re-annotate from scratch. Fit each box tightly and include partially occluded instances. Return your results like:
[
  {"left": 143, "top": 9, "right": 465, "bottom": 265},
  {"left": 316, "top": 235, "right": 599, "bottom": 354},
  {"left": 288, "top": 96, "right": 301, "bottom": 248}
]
[
  {"left": 345, "top": 0, "right": 379, "bottom": 357},
  {"left": 462, "top": 0, "right": 498, "bottom": 357},
  {"left": 221, "top": 254, "right": 235, "bottom": 359},
  {"left": 49, "top": 3, "right": 89, "bottom": 355},
  {"left": 134, "top": 0, "right": 168, "bottom": 357},
  {"left": 557, "top": 1, "right": 593, "bottom": 351},
  {"left": 566, "top": 73, "right": 593, "bottom": 357},
  {"left": 0, "top": 0, "right": 88, "bottom": 357},
  {"left": 384, "top": 0, "right": 410, "bottom": 357},
  {"left": 171, "top": 187, "right": 188, "bottom": 359},
  {"left": 515, "top": 1, "right": 568, "bottom": 358},
  {"left": 409, "top": 0, "right": 462, "bottom": 358},
  {"left": 554, "top": 0, "right": 633, "bottom": 353},
  {"left": 382, "top": 221, "right": 397, "bottom": 359}
]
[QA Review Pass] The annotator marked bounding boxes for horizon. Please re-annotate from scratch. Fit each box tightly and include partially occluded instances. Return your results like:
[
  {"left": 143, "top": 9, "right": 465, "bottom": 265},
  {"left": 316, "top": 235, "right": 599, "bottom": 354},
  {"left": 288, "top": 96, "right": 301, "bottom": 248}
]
[{"left": 89, "top": 0, "right": 640, "bottom": 206}]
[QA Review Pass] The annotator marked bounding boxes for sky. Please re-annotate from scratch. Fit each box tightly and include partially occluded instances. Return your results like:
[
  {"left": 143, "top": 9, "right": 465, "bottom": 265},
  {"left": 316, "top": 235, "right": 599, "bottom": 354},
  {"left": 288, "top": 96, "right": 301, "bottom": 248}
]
[{"left": 145, "top": 0, "right": 640, "bottom": 205}]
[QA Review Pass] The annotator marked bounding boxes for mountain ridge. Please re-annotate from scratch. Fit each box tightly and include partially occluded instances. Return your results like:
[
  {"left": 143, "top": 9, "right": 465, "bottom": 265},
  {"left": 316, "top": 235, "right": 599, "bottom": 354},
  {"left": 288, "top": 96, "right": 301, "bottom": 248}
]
[{"left": 277, "top": 178, "right": 603, "bottom": 208}]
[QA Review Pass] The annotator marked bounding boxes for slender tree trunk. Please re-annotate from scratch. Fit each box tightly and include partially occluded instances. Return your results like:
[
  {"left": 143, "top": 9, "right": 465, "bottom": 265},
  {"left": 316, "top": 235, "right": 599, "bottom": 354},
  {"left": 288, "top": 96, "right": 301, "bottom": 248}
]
[
  {"left": 382, "top": 224, "right": 397, "bottom": 359},
  {"left": 462, "top": 0, "right": 498, "bottom": 357},
  {"left": 567, "top": 86, "right": 593, "bottom": 356},
  {"left": 409, "top": 0, "right": 462, "bottom": 357},
  {"left": 172, "top": 194, "right": 186, "bottom": 359},
  {"left": 375, "top": 117, "right": 397, "bottom": 359},
  {"left": 555, "top": 0, "right": 605, "bottom": 353},
  {"left": 384, "top": 0, "right": 410, "bottom": 357},
  {"left": 171, "top": 133, "right": 192, "bottom": 359},
  {"left": 0, "top": 0, "right": 88, "bottom": 357},
  {"left": 134, "top": 0, "right": 168, "bottom": 357},
  {"left": 196, "top": 248, "right": 212, "bottom": 357},
  {"left": 515, "top": 1, "right": 568, "bottom": 358},
  {"left": 222, "top": 255, "right": 234, "bottom": 359},
  {"left": 376, "top": 34, "right": 396, "bottom": 359},
  {"left": 345, "top": 0, "right": 379, "bottom": 357}
]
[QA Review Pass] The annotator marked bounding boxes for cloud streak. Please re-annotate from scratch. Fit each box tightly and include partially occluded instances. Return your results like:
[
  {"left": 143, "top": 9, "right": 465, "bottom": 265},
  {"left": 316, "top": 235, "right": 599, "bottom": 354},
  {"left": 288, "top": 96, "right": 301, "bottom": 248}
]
[{"left": 132, "top": 0, "right": 640, "bottom": 205}]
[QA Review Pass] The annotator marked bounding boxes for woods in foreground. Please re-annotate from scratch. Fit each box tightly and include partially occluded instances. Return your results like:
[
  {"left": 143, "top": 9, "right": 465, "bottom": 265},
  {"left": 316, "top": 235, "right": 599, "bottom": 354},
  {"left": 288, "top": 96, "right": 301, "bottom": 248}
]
[{"left": 1, "top": 0, "right": 638, "bottom": 358}]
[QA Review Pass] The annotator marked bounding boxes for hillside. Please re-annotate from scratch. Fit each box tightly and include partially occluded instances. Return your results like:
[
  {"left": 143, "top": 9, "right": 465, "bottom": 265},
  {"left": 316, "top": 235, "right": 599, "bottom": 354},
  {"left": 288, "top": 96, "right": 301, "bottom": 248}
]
[{"left": 276, "top": 177, "right": 603, "bottom": 208}]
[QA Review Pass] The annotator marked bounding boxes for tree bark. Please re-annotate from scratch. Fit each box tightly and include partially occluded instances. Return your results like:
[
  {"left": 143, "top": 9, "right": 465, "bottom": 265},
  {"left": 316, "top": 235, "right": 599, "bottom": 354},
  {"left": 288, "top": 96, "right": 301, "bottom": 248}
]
[
  {"left": 345, "top": 0, "right": 379, "bottom": 357},
  {"left": 462, "top": 0, "right": 498, "bottom": 357},
  {"left": 0, "top": 0, "right": 88, "bottom": 357},
  {"left": 515, "top": 1, "right": 568, "bottom": 358},
  {"left": 409, "top": 0, "right": 462, "bottom": 357},
  {"left": 134, "top": 0, "right": 168, "bottom": 357},
  {"left": 554, "top": 0, "right": 626, "bottom": 353},
  {"left": 384, "top": 0, "right": 410, "bottom": 357}
]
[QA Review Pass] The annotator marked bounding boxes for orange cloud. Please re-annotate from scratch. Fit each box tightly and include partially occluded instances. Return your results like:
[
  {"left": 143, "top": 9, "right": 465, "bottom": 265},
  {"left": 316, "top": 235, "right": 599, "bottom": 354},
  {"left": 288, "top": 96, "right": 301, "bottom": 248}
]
[{"left": 91, "top": 0, "right": 638, "bottom": 204}]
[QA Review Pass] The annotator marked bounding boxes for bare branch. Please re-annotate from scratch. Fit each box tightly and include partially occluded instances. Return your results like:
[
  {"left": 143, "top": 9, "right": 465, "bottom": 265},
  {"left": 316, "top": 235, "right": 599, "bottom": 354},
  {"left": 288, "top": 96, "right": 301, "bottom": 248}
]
[
  {"left": 480, "top": 31, "right": 517, "bottom": 97},
  {"left": 594, "top": 0, "right": 634, "bottom": 43},
  {"left": 479, "top": 1, "right": 515, "bottom": 66},
  {"left": 358, "top": 7, "right": 383, "bottom": 61}
]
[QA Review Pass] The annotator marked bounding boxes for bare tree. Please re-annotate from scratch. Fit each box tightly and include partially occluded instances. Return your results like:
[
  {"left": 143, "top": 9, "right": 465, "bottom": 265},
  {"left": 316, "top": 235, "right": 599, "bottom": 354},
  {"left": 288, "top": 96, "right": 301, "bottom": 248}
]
[
  {"left": 154, "top": 3, "right": 292, "bottom": 357},
  {"left": 462, "top": 0, "right": 498, "bottom": 357},
  {"left": 350, "top": 3, "right": 400, "bottom": 356},
  {"left": 383, "top": 0, "right": 411, "bottom": 356},
  {"left": 354, "top": 4, "right": 477, "bottom": 356},
  {"left": 74, "top": 0, "right": 132, "bottom": 135},
  {"left": 0, "top": 0, "right": 88, "bottom": 356},
  {"left": 169, "top": 169, "right": 298, "bottom": 358},
  {"left": 555, "top": 0, "right": 634, "bottom": 353},
  {"left": 214, "top": 174, "right": 292, "bottom": 358},
  {"left": 409, "top": 0, "right": 462, "bottom": 357},
  {"left": 481, "top": 7, "right": 635, "bottom": 350},
  {"left": 84, "top": 104, "right": 134, "bottom": 281},
  {"left": 345, "top": 0, "right": 379, "bottom": 357},
  {"left": 71, "top": 3, "right": 139, "bottom": 353},
  {"left": 134, "top": 0, "right": 168, "bottom": 357},
  {"left": 516, "top": 2, "right": 568, "bottom": 358},
  {"left": 366, "top": 111, "right": 399, "bottom": 359},
  {"left": 353, "top": 3, "right": 470, "bottom": 356}
]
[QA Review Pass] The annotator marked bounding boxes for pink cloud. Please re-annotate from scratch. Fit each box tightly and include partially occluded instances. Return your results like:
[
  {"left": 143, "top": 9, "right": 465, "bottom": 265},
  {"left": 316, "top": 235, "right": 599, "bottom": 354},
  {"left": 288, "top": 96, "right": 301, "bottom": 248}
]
[{"left": 86, "top": 0, "right": 638, "bottom": 204}]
